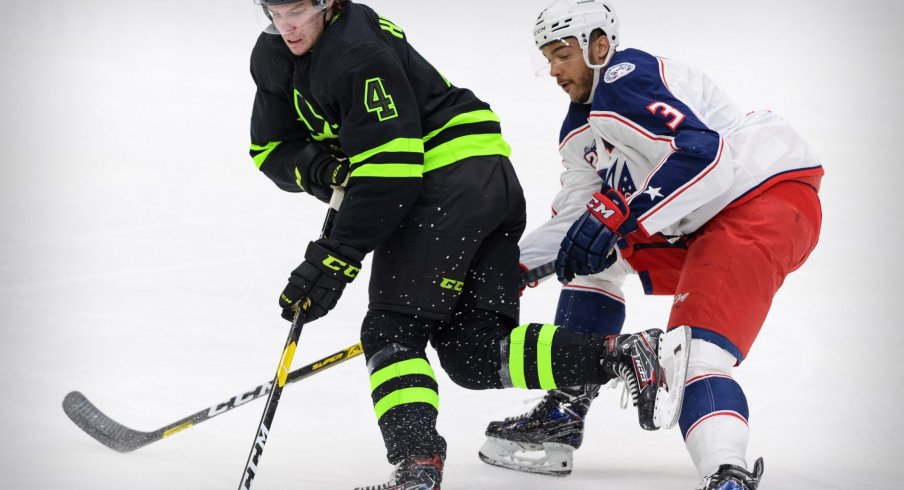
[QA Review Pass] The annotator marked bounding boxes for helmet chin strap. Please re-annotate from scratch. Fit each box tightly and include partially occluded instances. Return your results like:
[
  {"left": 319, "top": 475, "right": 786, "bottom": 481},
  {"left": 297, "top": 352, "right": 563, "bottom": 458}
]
[
  {"left": 583, "top": 68, "right": 602, "bottom": 105},
  {"left": 580, "top": 46, "right": 615, "bottom": 104},
  {"left": 581, "top": 42, "right": 616, "bottom": 71}
]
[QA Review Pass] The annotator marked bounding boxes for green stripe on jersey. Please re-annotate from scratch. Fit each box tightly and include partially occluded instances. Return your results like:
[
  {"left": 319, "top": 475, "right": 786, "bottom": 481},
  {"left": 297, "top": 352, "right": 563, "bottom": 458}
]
[
  {"left": 251, "top": 141, "right": 281, "bottom": 170},
  {"left": 350, "top": 163, "right": 422, "bottom": 178},
  {"left": 423, "top": 110, "right": 502, "bottom": 143},
  {"left": 424, "top": 133, "right": 511, "bottom": 173},
  {"left": 349, "top": 137, "right": 424, "bottom": 165}
]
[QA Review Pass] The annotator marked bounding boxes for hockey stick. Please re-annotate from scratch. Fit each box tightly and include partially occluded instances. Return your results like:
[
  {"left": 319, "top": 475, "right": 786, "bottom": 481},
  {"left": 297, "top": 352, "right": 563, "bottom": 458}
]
[
  {"left": 61, "top": 342, "right": 363, "bottom": 453},
  {"left": 61, "top": 260, "right": 556, "bottom": 454},
  {"left": 237, "top": 188, "right": 348, "bottom": 490},
  {"left": 521, "top": 260, "right": 555, "bottom": 288}
]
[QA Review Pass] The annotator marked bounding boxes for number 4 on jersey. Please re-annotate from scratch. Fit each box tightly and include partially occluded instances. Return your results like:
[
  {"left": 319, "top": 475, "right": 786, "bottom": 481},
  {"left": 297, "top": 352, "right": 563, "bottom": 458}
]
[{"left": 364, "top": 78, "right": 398, "bottom": 122}]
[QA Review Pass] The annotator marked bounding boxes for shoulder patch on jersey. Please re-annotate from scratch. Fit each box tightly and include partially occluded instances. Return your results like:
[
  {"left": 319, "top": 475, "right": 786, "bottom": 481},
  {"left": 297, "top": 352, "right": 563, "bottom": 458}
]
[{"left": 604, "top": 62, "right": 635, "bottom": 84}]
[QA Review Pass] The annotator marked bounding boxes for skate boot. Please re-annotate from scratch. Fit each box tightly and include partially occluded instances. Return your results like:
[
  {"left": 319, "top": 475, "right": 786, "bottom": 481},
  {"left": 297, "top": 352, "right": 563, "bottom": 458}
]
[
  {"left": 355, "top": 454, "right": 443, "bottom": 490},
  {"left": 602, "top": 326, "right": 691, "bottom": 430},
  {"left": 478, "top": 385, "right": 600, "bottom": 476},
  {"left": 698, "top": 458, "right": 765, "bottom": 490}
]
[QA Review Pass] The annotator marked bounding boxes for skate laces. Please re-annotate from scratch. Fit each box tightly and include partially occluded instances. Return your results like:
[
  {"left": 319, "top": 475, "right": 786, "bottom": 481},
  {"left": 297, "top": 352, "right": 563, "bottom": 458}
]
[
  {"left": 614, "top": 364, "right": 640, "bottom": 407},
  {"left": 498, "top": 395, "right": 544, "bottom": 423},
  {"left": 599, "top": 376, "right": 629, "bottom": 409},
  {"left": 503, "top": 391, "right": 580, "bottom": 422}
]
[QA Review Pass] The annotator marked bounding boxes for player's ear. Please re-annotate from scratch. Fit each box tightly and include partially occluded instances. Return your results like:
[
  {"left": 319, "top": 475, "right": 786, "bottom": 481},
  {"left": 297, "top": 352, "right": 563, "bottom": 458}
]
[{"left": 591, "top": 33, "right": 611, "bottom": 65}]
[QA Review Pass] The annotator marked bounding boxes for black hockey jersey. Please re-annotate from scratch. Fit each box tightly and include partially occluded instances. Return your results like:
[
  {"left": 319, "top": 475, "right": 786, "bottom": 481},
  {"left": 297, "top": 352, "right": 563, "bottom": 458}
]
[{"left": 250, "top": 2, "right": 510, "bottom": 253}]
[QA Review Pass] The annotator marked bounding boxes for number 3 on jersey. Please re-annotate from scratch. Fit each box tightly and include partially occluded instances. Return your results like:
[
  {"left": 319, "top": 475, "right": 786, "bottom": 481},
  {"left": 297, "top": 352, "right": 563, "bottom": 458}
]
[
  {"left": 364, "top": 78, "right": 398, "bottom": 122},
  {"left": 647, "top": 101, "right": 685, "bottom": 131}
]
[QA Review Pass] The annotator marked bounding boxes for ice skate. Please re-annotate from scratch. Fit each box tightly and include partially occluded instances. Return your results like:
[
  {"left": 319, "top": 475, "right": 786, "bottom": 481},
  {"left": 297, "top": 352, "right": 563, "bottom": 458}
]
[
  {"left": 478, "top": 385, "right": 599, "bottom": 476},
  {"left": 355, "top": 454, "right": 443, "bottom": 490},
  {"left": 698, "top": 457, "right": 764, "bottom": 490},
  {"left": 602, "top": 326, "right": 691, "bottom": 430}
]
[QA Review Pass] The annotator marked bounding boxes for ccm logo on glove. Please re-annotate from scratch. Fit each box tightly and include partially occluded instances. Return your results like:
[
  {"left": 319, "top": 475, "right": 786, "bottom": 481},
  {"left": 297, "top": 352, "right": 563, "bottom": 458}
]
[
  {"left": 322, "top": 256, "right": 360, "bottom": 280},
  {"left": 279, "top": 239, "right": 365, "bottom": 323},
  {"left": 587, "top": 191, "right": 628, "bottom": 228}
]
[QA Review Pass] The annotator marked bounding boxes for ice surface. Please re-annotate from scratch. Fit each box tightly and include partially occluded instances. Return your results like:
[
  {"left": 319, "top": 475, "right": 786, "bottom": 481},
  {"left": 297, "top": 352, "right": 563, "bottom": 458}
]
[{"left": 1, "top": 0, "right": 901, "bottom": 488}]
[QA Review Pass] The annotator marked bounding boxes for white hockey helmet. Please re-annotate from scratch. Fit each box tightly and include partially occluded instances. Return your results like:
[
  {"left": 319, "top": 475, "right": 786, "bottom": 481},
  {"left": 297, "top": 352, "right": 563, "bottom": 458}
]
[{"left": 533, "top": 0, "right": 620, "bottom": 69}]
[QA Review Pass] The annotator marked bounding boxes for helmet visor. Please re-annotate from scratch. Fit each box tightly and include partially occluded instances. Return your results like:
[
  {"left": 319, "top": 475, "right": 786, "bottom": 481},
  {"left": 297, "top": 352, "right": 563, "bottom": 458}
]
[
  {"left": 531, "top": 38, "right": 584, "bottom": 77},
  {"left": 255, "top": 0, "right": 328, "bottom": 36}
]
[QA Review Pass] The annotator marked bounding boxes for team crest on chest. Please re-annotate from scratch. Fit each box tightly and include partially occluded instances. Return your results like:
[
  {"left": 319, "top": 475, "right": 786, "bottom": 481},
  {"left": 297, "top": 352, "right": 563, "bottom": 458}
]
[
  {"left": 583, "top": 140, "right": 598, "bottom": 165},
  {"left": 604, "top": 62, "right": 635, "bottom": 84}
]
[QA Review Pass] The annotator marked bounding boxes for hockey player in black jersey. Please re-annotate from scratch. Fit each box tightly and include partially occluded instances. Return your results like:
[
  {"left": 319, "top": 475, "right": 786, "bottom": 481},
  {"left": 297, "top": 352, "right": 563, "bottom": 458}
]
[{"left": 248, "top": 1, "right": 691, "bottom": 488}]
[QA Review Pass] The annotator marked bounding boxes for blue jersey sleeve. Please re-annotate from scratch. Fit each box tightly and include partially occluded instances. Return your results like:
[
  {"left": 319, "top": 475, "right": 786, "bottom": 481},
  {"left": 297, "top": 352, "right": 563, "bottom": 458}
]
[{"left": 591, "top": 49, "right": 723, "bottom": 222}]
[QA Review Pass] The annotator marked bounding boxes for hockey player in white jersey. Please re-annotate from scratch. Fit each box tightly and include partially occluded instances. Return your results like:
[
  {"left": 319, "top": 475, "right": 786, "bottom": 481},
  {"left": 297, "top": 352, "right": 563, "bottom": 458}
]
[{"left": 480, "top": 1, "right": 824, "bottom": 489}]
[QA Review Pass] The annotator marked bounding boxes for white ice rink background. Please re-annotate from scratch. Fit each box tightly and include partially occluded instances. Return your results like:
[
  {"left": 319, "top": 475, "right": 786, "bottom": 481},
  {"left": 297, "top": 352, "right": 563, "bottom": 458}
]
[{"left": 1, "top": 0, "right": 901, "bottom": 488}]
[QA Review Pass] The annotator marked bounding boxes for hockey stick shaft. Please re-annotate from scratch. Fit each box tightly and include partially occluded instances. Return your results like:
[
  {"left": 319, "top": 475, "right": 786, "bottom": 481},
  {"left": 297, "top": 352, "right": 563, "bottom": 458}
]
[
  {"left": 238, "top": 189, "right": 345, "bottom": 490},
  {"left": 521, "top": 260, "right": 555, "bottom": 288}
]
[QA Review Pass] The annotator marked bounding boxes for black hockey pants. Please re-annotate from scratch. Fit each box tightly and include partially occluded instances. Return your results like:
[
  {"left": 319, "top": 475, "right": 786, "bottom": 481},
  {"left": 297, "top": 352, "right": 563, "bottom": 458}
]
[{"left": 359, "top": 155, "right": 610, "bottom": 463}]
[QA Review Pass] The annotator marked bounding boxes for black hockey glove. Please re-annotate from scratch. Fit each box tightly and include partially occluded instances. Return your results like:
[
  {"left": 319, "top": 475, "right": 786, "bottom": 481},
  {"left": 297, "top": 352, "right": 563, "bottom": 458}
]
[
  {"left": 279, "top": 239, "right": 364, "bottom": 323},
  {"left": 297, "top": 143, "right": 349, "bottom": 203}
]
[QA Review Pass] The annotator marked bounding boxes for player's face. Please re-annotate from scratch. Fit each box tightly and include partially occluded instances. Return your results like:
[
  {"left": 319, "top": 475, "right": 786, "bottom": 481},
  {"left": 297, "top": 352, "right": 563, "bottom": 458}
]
[
  {"left": 267, "top": 1, "right": 330, "bottom": 55},
  {"left": 541, "top": 39, "right": 594, "bottom": 103}
]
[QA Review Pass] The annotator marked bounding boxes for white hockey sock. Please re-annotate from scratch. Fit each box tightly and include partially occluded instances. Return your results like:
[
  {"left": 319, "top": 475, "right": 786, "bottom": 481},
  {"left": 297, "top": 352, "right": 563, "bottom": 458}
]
[{"left": 679, "top": 339, "right": 750, "bottom": 478}]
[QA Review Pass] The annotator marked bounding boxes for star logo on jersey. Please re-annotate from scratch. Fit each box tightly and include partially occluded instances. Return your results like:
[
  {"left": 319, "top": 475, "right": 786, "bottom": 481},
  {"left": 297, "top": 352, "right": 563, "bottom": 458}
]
[
  {"left": 604, "top": 62, "right": 635, "bottom": 84},
  {"left": 642, "top": 186, "right": 663, "bottom": 201},
  {"left": 619, "top": 173, "right": 636, "bottom": 198}
]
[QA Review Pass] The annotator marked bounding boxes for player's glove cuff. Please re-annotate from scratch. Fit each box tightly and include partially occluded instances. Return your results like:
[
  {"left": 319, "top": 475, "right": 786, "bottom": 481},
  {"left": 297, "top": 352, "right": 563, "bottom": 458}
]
[{"left": 586, "top": 185, "right": 638, "bottom": 237}]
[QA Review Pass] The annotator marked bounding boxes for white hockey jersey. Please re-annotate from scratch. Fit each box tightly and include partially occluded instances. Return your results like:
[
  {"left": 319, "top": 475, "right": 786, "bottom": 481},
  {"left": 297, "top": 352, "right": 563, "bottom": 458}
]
[
  {"left": 519, "top": 48, "right": 822, "bottom": 297},
  {"left": 591, "top": 48, "right": 823, "bottom": 237}
]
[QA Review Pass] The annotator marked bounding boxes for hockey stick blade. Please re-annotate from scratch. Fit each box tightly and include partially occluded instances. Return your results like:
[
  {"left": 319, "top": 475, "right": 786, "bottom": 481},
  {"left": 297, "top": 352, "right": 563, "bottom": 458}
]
[
  {"left": 63, "top": 391, "right": 159, "bottom": 453},
  {"left": 63, "top": 343, "right": 364, "bottom": 453}
]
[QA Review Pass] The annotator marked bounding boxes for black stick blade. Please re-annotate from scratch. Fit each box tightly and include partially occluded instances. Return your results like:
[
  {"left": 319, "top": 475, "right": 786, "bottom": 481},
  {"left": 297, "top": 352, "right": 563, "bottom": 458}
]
[{"left": 62, "top": 391, "right": 156, "bottom": 453}]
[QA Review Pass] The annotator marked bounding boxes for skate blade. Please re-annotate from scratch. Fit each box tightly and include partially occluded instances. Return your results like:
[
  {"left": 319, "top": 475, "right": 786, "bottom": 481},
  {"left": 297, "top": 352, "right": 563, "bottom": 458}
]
[
  {"left": 478, "top": 437, "right": 573, "bottom": 477},
  {"left": 653, "top": 325, "right": 692, "bottom": 429}
]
